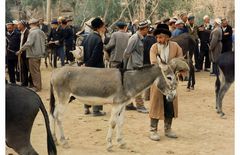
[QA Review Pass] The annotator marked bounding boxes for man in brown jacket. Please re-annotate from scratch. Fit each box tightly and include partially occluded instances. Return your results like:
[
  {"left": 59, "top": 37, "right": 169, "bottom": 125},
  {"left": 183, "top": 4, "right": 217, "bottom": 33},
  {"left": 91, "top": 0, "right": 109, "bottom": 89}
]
[{"left": 149, "top": 24, "right": 183, "bottom": 141}]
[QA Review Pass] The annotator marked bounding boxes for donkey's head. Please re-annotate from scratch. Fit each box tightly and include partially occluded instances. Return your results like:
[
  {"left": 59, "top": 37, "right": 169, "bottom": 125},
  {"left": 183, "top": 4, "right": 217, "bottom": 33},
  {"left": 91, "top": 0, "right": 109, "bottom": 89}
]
[{"left": 155, "top": 56, "right": 189, "bottom": 102}]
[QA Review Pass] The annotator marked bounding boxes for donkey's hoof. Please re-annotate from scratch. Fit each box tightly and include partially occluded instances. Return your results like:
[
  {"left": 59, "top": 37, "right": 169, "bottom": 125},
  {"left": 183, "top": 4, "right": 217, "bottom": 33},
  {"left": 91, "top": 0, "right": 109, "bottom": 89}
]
[
  {"left": 106, "top": 144, "right": 113, "bottom": 152},
  {"left": 118, "top": 142, "right": 126, "bottom": 149},
  {"left": 220, "top": 113, "right": 226, "bottom": 119},
  {"left": 62, "top": 141, "right": 70, "bottom": 149}
]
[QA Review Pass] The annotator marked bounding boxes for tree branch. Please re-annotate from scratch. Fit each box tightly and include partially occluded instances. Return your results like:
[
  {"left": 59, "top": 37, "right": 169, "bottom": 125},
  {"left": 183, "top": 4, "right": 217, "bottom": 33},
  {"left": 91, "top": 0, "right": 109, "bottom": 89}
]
[{"left": 147, "top": 0, "right": 160, "bottom": 19}]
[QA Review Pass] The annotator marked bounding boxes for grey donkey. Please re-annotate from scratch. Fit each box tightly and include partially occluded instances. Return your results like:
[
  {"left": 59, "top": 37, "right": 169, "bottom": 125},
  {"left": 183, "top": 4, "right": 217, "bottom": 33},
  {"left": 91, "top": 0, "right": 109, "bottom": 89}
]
[{"left": 49, "top": 57, "right": 189, "bottom": 151}]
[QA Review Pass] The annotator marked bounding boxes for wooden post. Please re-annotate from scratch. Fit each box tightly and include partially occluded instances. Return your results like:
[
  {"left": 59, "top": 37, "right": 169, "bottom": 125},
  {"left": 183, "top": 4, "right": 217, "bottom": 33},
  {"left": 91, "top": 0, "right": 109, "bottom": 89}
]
[{"left": 46, "top": 0, "right": 51, "bottom": 24}]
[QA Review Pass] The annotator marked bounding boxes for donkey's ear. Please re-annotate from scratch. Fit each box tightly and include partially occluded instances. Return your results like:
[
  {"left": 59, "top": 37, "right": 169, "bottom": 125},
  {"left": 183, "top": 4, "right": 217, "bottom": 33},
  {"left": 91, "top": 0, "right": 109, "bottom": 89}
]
[
  {"left": 169, "top": 57, "right": 189, "bottom": 73},
  {"left": 156, "top": 55, "right": 161, "bottom": 64}
]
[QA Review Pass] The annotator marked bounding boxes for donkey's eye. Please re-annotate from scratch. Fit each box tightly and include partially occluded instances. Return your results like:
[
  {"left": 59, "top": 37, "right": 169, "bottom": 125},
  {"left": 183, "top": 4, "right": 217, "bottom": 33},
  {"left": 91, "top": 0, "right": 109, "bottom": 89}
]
[{"left": 167, "top": 77, "right": 172, "bottom": 80}]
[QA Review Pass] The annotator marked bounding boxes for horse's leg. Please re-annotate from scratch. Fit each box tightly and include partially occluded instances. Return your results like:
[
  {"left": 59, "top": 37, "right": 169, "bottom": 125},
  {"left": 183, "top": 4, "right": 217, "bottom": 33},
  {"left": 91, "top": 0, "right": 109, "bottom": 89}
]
[
  {"left": 56, "top": 92, "right": 70, "bottom": 148},
  {"left": 106, "top": 104, "right": 121, "bottom": 151},
  {"left": 116, "top": 104, "right": 126, "bottom": 148},
  {"left": 217, "top": 81, "right": 231, "bottom": 118},
  {"left": 49, "top": 112, "right": 58, "bottom": 144}
]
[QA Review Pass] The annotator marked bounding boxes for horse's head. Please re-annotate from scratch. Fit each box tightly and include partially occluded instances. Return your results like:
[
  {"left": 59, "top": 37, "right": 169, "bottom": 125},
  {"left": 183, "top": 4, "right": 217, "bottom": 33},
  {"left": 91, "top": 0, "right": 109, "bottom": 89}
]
[{"left": 155, "top": 56, "right": 189, "bottom": 102}]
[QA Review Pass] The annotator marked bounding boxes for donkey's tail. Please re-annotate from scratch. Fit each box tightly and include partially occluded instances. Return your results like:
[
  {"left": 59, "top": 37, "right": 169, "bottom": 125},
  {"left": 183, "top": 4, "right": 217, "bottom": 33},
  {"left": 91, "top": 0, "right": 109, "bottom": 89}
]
[
  {"left": 50, "top": 82, "right": 56, "bottom": 115},
  {"left": 37, "top": 93, "right": 57, "bottom": 155}
]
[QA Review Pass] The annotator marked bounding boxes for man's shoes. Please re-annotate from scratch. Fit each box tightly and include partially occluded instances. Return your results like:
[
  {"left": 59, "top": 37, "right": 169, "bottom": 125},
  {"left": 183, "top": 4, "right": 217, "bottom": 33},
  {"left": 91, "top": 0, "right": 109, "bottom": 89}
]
[
  {"left": 210, "top": 73, "right": 216, "bottom": 76},
  {"left": 204, "top": 68, "right": 210, "bottom": 72},
  {"left": 149, "top": 131, "right": 160, "bottom": 141},
  {"left": 126, "top": 103, "right": 137, "bottom": 110},
  {"left": 136, "top": 106, "right": 149, "bottom": 113},
  {"left": 165, "top": 129, "right": 178, "bottom": 138},
  {"left": 195, "top": 68, "right": 201, "bottom": 72},
  {"left": 84, "top": 108, "right": 91, "bottom": 115},
  {"left": 92, "top": 111, "right": 106, "bottom": 117}
]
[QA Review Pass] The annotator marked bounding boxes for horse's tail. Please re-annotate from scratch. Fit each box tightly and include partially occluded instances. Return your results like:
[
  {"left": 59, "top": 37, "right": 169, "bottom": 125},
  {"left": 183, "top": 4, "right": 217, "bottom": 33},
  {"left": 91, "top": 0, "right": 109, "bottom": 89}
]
[
  {"left": 215, "top": 66, "right": 221, "bottom": 102},
  {"left": 37, "top": 93, "right": 57, "bottom": 155},
  {"left": 50, "top": 82, "right": 55, "bottom": 115}
]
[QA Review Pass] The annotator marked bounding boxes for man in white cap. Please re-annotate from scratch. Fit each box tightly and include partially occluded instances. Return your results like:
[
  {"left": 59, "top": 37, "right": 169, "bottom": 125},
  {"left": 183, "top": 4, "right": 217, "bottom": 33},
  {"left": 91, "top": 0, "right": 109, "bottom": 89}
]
[
  {"left": 123, "top": 20, "right": 149, "bottom": 113},
  {"left": 171, "top": 19, "right": 185, "bottom": 37},
  {"left": 209, "top": 18, "right": 222, "bottom": 76},
  {"left": 17, "top": 18, "right": 46, "bottom": 92}
]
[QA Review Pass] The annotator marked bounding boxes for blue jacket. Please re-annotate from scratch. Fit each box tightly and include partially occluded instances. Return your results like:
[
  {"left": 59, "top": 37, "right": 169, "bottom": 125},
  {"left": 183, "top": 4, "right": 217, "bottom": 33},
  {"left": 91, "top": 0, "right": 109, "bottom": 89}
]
[{"left": 172, "top": 28, "right": 184, "bottom": 37}]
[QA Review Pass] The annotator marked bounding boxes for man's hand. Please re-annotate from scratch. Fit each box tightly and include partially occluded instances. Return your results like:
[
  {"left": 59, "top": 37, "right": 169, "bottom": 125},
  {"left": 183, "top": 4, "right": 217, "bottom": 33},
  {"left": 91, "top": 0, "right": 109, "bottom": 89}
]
[{"left": 16, "top": 50, "right": 22, "bottom": 55}]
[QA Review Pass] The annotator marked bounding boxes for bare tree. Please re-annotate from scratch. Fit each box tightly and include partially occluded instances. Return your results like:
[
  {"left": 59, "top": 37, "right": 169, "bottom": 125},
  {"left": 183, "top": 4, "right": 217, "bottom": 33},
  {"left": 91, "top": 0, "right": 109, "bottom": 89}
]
[{"left": 46, "top": 0, "right": 51, "bottom": 24}]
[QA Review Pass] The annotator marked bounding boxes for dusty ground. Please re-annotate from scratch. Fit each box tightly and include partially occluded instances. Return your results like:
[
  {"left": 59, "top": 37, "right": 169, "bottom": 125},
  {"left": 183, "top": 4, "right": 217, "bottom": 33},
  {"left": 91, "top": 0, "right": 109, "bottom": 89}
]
[{"left": 6, "top": 62, "right": 234, "bottom": 155}]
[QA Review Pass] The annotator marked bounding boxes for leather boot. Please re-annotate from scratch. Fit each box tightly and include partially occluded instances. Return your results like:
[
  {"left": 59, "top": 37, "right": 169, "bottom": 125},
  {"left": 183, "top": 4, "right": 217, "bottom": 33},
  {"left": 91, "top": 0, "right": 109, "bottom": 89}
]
[
  {"left": 149, "top": 118, "right": 160, "bottom": 141},
  {"left": 164, "top": 117, "right": 178, "bottom": 138}
]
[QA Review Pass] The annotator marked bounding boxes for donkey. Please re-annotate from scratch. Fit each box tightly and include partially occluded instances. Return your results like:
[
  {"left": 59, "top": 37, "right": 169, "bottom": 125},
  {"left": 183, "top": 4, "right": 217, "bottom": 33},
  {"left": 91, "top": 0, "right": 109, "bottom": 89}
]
[
  {"left": 6, "top": 84, "right": 57, "bottom": 155},
  {"left": 49, "top": 57, "right": 189, "bottom": 150},
  {"left": 215, "top": 52, "right": 234, "bottom": 118},
  {"left": 171, "top": 33, "right": 196, "bottom": 90}
]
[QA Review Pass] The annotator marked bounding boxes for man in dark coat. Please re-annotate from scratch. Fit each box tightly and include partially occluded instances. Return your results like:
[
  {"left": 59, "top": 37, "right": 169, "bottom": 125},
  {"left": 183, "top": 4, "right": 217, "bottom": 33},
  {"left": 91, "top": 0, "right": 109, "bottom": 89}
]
[
  {"left": 197, "top": 15, "right": 212, "bottom": 72},
  {"left": 48, "top": 19, "right": 65, "bottom": 68},
  {"left": 39, "top": 18, "right": 49, "bottom": 35},
  {"left": 143, "top": 25, "right": 156, "bottom": 100},
  {"left": 6, "top": 23, "right": 21, "bottom": 84},
  {"left": 221, "top": 18, "right": 233, "bottom": 53},
  {"left": 62, "top": 19, "right": 74, "bottom": 64},
  {"left": 17, "top": 20, "right": 33, "bottom": 87},
  {"left": 81, "top": 17, "right": 106, "bottom": 116}
]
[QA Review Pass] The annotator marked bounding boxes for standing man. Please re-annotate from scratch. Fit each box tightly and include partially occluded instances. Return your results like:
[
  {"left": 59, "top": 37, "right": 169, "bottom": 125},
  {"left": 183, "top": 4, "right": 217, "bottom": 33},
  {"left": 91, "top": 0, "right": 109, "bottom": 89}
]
[
  {"left": 62, "top": 19, "right": 74, "bottom": 64},
  {"left": 6, "top": 23, "right": 21, "bottom": 84},
  {"left": 123, "top": 20, "right": 149, "bottom": 113},
  {"left": 209, "top": 18, "right": 222, "bottom": 76},
  {"left": 48, "top": 19, "right": 65, "bottom": 68},
  {"left": 148, "top": 24, "right": 183, "bottom": 141},
  {"left": 187, "top": 15, "right": 200, "bottom": 71},
  {"left": 180, "top": 12, "right": 189, "bottom": 33},
  {"left": 18, "top": 18, "right": 46, "bottom": 92},
  {"left": 104, "top": 21, "right": 130, "bottom": 68},
  {"left": 81, "top": 17, "right": 106, "bottom": 116},
  {"left": 143, "top": 25, "right": 156, "bottom": 101},
  {"left": 17, "top": 20, "right": 32, "bottom": 87},
  {"left": 221, "top": 18, "right": 233, "bottom": 53},
  {"left": 197, "top": 15, "right": 212, "bottom": 72},
  {"left": 39, "top": 18, "right": 49, "bottom": 34},
  {"left": 172, "top": 20, "right": 185, "bottom": 37}
]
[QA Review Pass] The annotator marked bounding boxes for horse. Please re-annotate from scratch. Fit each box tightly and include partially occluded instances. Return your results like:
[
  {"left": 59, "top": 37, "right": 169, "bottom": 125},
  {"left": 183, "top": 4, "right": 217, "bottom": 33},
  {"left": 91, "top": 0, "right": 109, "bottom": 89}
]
[
  {"left": 6, "top": 84, "right": 57, "bottom": 155},
  {"left": 171, "top": 33, "right": 196, "bottom": 90},
  {"left": 49, "top": 57, "right": 189, "bottom": 150},
  {"left": 215, "top": 52, "right": 234, "bottom": 118}
]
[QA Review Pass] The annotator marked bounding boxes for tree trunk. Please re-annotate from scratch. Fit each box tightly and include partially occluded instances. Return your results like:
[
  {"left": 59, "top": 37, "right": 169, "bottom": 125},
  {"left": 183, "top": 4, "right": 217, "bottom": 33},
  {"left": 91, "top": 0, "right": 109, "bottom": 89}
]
[
  {"left": 46, "top": 0, "right": 51, "bottom": 24},
  {"left": 139, "top": 0, "right": 145, "bottom": 20},
  {"left": 58, "top": 0, "right": 62, "bottom": 17}
]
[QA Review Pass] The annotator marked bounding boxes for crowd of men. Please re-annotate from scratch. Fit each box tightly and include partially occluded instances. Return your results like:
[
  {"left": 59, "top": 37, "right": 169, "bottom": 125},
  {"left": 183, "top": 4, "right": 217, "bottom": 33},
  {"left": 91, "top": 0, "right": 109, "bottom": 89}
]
[{"left": 6, "top": 12, "right": 234, "bottom": 140}]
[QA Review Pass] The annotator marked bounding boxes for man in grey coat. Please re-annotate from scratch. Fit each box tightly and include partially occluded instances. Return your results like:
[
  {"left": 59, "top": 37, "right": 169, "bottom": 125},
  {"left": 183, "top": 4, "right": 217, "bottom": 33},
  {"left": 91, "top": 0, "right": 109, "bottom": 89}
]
[
  {"left": 18, "top": 18, "right": 46, "bottom": 92},
  {"left": 209, "top": 18, "right": 222, "bottom": 76},
  {"left": 104, "top": 21, "right": 130, "bottom": 68},
  {"left": 123, "top": 20, "right": 149, "bottom": 113}
]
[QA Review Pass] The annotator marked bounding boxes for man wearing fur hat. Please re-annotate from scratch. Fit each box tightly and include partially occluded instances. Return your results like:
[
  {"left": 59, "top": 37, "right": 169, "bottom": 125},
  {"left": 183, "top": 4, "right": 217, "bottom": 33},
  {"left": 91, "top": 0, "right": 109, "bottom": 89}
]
[
  {"left": 123, "top": 20, "right": 149, "bottom": 113},
  {"left": 149, "top": 24, "right": 183, "bottom": 141},
  {"left": 17, "top": 18, "right": 46, "bottom": 92},
  {"left": 81, "top": 17, "right": 106, "bottom": 116},
  {"left": 209, "top": 18, "right": 222, "bottom": 76}
]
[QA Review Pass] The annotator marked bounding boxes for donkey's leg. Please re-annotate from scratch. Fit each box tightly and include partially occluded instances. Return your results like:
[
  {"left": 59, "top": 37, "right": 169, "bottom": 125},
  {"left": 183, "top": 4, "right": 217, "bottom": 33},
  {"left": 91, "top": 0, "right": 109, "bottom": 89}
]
[
  {"left": 106, "top": 104, "right": 121, "bottom": 151},
  {"left": 116, "top": 104, "right": 126, "bottom": 148},
  {"left": 56, "top": 92, "right": 70, "bottom": 148},
  {"left": 217, "top": 82, "right": 232, "bottom": 118}
]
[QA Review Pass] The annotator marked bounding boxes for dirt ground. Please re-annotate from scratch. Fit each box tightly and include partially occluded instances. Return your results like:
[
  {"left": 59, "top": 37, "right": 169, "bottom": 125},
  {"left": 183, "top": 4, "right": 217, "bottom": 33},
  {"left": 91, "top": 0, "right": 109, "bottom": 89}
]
[{"left": 6, "top": 62, "right": 234, "bottom": 155}]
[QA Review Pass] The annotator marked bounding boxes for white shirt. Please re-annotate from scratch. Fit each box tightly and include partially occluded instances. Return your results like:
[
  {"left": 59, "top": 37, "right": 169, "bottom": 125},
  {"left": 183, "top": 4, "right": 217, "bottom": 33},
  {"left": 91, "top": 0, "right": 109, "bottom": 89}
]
[
  {"left": 20, "top": 28, "right": 27, "bottom": 48},
  {"left": 157, "top": 42, "right": 170, "bottom": 63}
]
